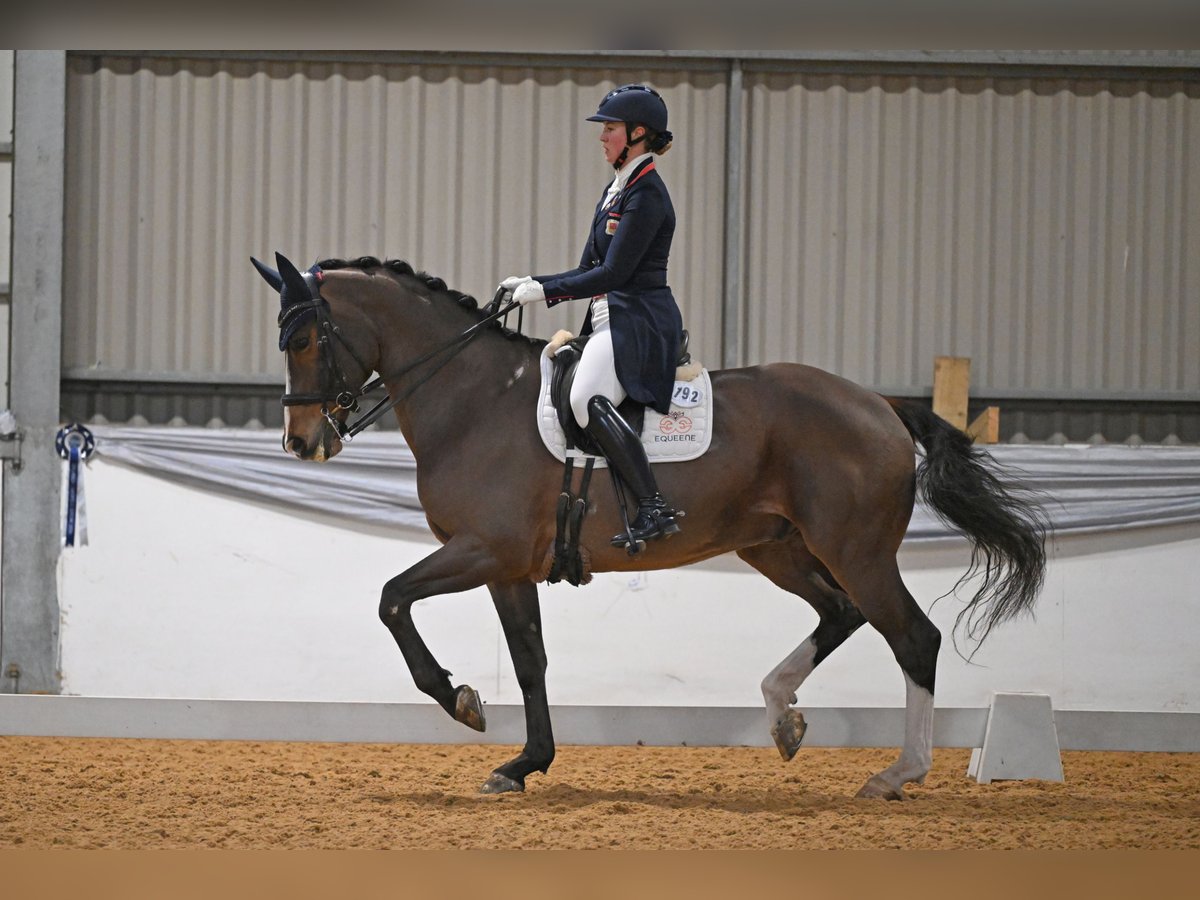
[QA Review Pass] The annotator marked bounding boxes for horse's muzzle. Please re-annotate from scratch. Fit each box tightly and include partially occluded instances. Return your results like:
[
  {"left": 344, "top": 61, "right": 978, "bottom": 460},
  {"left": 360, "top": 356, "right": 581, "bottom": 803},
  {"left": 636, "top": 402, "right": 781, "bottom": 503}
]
[{"left": 283, "top": 429, "right": 341, "bottom": 462}]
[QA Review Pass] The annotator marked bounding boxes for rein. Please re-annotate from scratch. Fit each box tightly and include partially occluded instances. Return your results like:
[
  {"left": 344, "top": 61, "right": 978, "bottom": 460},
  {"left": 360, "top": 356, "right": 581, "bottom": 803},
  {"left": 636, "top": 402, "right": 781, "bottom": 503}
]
[{"left": 281, "top": 284, "right": 519, "bottom": 442}]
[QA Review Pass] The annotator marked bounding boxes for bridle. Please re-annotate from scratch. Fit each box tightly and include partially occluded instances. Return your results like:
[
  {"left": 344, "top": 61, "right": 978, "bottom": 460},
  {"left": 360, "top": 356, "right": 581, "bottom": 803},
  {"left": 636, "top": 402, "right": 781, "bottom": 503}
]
[
  {"left": 279, "top": 270, "right": 370, "bottom": 435},
  {"left": 280, "top": 274, "right": 519, "bottom": 442}
]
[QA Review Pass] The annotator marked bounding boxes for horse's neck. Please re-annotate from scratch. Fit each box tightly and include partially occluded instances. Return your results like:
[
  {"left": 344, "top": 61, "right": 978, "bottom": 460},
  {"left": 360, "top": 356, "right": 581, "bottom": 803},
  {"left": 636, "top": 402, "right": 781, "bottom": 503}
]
[{"left": 380, "top": 310, "right": 539, "bottom": 460}]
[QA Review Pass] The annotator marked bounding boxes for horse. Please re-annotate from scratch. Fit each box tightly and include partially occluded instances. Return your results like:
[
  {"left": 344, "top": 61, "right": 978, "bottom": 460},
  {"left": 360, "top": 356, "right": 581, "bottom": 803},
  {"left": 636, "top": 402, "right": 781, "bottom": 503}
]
[{"left": 251, "top": 251, "right": 1047, "bottom": 800}]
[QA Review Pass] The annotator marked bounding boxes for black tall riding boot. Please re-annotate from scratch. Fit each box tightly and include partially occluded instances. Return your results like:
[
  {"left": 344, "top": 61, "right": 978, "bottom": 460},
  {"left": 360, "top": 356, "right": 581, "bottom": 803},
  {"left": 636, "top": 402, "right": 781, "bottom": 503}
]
[{"left": 584, "top": 395, "right": 684, "bottom": 548}]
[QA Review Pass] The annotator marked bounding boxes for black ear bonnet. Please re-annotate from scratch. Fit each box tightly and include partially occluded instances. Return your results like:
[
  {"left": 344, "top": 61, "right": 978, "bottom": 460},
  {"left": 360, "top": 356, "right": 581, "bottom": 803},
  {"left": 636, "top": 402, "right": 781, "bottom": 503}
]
[{"left": 251, "top": 252, "right": 325, "bottom": 350}]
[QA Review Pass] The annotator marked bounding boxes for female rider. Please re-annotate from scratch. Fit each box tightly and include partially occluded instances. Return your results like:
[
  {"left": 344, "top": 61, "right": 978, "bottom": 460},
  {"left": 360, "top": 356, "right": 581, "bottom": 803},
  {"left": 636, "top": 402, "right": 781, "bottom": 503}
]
[{"left": 501, "top": 84, "right": 684, "bottom": 548}]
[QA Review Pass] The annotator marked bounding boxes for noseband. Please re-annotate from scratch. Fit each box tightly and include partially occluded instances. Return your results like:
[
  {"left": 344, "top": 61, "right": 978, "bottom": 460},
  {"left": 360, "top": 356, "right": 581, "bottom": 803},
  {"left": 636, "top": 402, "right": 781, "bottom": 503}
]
[{"left": 280, "top": 278, "right": 519, "bottom": 442}]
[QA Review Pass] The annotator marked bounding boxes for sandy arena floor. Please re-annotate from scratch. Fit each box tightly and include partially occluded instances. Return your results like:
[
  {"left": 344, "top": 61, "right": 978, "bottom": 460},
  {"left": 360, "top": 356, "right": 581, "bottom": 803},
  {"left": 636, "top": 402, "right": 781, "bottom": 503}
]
[{"left": 1, "top": 738, "right": 1197, "bottom": 849}]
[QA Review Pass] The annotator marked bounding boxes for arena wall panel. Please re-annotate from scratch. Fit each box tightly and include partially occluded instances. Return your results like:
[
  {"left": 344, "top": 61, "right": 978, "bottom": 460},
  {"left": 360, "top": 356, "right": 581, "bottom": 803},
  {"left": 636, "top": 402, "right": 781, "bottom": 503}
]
[
  {"left": 740, "top": 71, "right": 1200, "bottom": 399},
  {"left": 61, "top": 55, "right": 727, "bottom": 390}
]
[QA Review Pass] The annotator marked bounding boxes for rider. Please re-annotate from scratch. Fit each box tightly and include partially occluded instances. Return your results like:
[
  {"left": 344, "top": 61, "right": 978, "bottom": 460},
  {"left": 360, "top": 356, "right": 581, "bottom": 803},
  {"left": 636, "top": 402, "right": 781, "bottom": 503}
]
[{"left": 500, "top": 83, "right": 685, "bottom": 548}]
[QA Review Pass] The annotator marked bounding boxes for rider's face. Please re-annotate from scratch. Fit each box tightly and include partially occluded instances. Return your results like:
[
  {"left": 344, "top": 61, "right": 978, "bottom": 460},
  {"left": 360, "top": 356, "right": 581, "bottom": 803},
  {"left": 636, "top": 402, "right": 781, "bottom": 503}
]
[
  {"left": 600, "top": 121, "right": 625, "bottom": 166},
  {"left": 600, "top": 121, "right": 645, "bottom": 167}
]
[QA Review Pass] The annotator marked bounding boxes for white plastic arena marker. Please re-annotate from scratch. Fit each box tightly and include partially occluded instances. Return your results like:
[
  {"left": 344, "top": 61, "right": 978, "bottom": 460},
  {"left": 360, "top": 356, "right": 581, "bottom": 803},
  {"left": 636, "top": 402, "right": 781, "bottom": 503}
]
[{"left": 967, "top": 692, "right": 1065, "bottom": 784}]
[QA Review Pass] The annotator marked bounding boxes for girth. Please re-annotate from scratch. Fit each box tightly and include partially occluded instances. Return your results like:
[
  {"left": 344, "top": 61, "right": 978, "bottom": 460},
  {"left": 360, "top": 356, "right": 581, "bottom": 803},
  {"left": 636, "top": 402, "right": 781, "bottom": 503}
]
[{"left": 546, "top": 454, "right": 596, "bottom": 587}]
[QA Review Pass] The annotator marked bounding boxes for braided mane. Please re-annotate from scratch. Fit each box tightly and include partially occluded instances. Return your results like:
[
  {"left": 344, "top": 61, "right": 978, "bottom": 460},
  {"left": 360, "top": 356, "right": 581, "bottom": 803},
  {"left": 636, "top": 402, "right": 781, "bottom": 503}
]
[
  {"left": 318, "top": 256, "right": 478, "bottom": 310},
  {"left": 316, "top": 256, "right": 536, "bottom": 344}
]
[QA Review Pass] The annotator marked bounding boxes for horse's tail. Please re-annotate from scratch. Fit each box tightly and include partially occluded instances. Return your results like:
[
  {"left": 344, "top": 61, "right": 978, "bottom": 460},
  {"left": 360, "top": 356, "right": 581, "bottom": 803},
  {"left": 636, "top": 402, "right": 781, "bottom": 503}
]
[{"left": 886, "top": 397, "right": 1049, "bottom": 650}]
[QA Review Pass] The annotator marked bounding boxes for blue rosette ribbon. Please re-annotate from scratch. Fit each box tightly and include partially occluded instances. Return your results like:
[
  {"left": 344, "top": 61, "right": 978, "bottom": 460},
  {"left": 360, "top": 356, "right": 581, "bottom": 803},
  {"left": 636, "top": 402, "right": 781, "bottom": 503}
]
[{"left": 56, "top": 424, "right": 96, "bottom": 547}]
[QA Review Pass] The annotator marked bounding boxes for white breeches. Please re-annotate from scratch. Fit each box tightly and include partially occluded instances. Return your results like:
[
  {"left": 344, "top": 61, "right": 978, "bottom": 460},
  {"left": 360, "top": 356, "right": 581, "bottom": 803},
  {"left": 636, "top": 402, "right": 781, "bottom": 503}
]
[{"left": 569, "top": 319, "right": 626, "bottom": 429}]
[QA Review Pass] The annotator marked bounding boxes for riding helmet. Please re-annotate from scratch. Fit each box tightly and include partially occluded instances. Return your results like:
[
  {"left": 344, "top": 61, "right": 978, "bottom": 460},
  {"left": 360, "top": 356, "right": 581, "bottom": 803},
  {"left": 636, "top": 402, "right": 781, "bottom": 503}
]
[{"left": 587, "top": 84, "right": 668, "bottom": 134}]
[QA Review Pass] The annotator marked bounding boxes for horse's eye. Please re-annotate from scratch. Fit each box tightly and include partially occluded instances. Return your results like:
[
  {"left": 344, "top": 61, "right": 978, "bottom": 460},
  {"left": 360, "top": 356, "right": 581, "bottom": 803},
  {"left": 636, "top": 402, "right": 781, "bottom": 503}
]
[{"left": 289, "top": 334, "right": 311, "bottom": 352}]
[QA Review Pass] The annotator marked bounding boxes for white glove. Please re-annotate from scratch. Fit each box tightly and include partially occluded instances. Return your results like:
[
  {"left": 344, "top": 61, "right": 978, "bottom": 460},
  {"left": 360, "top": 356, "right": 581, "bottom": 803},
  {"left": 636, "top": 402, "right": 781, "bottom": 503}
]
[
  {"left": 498, "top": 274, "right": 533, "bottom": 292},
  {"left": 513, "top": 280, "right": 546, "bottom": 306}
]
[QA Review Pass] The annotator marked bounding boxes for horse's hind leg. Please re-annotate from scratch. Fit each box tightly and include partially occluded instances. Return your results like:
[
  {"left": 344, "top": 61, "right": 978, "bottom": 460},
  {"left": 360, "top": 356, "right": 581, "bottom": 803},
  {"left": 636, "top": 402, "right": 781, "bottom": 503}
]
[
  {"left": 831, "top": 558, "right": 941, "bottom": 800},
  {"left": 480, "top": 580, "right": 555, "bottom": 795},
  {"left": 737, "top": 541, "right": 867, "bottom": 762}
]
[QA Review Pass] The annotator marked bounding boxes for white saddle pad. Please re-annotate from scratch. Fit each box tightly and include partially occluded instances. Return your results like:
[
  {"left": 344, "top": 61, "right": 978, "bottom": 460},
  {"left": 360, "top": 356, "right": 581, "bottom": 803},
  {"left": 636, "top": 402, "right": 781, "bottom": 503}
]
[{"left": 536, "top": 347, "right": 714, "bottom": 466}]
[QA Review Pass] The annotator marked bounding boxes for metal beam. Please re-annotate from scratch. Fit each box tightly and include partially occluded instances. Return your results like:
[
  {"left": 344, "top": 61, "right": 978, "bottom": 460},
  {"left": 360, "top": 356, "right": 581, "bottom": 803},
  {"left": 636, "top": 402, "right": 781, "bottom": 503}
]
[
  {"left": 76, "top": 49, "right": 1200, "bottom": 77},
  {"left": 721, "top": 59, "right": 744, "bottom": 369},
  {"left": 2, "top": 51, "right": 67, "bottom": 695},
  {"left": 64, "top": 368, "right": 1197, "bottom": 404},
  {"left": 62, "top": 368, "right": 284, "bottom": 388}
]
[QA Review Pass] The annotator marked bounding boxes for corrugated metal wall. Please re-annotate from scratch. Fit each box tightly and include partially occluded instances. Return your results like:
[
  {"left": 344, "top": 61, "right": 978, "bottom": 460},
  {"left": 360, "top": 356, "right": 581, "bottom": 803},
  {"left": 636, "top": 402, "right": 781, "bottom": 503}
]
[
  {"left": 742, "top": 71, "right": 1200, "bottom": 397},
  {"left": 62, "top": 55, "right": 727, "bottom": 392},
  {"left": 57, "top": 52, "right": 1200, "bottom": 439}
]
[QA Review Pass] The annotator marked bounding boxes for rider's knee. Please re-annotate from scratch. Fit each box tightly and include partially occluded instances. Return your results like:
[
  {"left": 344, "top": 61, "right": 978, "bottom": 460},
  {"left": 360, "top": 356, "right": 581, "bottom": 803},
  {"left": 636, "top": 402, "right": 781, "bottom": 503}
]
[{"left": 569, "top": 385, "right": 593, "bottom": 429}]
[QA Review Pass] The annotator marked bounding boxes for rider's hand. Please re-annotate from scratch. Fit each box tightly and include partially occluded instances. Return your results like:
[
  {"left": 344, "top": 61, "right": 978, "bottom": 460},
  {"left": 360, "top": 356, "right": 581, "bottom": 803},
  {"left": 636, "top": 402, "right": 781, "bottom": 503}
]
[
  {"left": 513, "top": 280, "right": 546, "bottom": 306},
  {"left": 497, "top": 275, "right": 533, "bottom": 293}
]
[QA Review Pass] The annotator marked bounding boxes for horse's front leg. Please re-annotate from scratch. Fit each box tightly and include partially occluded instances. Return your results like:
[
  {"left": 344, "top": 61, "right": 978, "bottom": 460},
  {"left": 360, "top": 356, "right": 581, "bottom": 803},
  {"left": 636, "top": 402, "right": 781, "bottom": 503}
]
[
  {"left": 480, "top": 580, "right": 554, "bottom": 795},
  {"left": 377, "top": 535, "right": 503, "bottom": 730}
]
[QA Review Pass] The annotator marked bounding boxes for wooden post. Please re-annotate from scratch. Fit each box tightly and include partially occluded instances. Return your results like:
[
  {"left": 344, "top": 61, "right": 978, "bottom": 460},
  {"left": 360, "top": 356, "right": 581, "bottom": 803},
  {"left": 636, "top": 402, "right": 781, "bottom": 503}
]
[
  {"left": 932, "top": 356, "right": 971, "bottom": 431},
  {"left": 933, "top": 356, "right": 999, "bottom": 444},
  {"left": 966, "top": 406, "right": 1000, "bottom": 444}
]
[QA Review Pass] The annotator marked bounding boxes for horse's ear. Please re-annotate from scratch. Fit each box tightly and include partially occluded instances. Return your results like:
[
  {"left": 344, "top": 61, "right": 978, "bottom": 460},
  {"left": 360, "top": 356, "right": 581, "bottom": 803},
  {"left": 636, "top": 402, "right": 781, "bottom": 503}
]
[
  {"left": 250, "top": 257, "right": 283, "bottom": 293},
  {"left": 275, "top": 251, "right": 310, "bottom": 299}
]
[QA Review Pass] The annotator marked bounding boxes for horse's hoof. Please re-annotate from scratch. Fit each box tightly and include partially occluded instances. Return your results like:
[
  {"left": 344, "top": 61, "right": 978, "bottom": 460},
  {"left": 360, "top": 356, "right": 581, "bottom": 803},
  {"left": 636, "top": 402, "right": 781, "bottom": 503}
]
[
  {"left": 855, "top": 775, "right": 908, "bottom": 801},
  {"left": 479, "top": 772, "right": 524, "bottom": 794},
  {"left": 454, "top": 685, "right": 487, "bottom": 732},
  {"left": 770, "top": 709, "right": 807, "bottom": 762}
]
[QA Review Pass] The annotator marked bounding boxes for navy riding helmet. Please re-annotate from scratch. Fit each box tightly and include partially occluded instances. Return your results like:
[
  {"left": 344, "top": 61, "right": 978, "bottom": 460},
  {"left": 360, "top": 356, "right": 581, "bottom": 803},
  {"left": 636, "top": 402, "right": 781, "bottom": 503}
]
[{"left": 587, "top": 83, "right": 669, "bottom": 133}]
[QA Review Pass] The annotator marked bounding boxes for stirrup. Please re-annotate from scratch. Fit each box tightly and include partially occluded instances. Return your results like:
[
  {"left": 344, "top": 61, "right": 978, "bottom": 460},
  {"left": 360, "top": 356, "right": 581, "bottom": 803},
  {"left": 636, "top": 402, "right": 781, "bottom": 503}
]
[{"left": 610, "top": 501, "right": 684, "bottom": 549}]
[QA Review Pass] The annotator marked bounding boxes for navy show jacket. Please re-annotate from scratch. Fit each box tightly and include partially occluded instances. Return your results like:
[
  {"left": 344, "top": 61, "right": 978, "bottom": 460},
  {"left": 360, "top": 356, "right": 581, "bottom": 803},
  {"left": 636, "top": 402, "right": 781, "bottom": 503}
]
[{"left": 535, "top": 158, "right": 684, "bottom": 414}]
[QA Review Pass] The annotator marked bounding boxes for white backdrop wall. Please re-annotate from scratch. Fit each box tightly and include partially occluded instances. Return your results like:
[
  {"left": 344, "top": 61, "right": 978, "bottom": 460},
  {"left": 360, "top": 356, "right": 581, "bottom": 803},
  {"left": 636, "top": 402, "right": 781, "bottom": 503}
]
[{"left": 58, "top": 457, "right": 1200, "bottom": 714}]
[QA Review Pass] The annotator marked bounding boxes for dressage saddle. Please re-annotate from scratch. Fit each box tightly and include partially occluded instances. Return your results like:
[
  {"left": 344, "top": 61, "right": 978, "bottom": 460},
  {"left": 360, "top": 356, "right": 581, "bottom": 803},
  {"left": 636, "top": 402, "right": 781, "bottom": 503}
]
[{"left": 550, "top": 330, "right": 690, "bottom": 456}]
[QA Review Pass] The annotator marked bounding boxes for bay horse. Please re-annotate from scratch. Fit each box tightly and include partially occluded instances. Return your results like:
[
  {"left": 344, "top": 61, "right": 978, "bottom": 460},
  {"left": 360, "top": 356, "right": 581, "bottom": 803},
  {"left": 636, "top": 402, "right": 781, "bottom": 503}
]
[{"left": 252, "top": 252, "right": 1047, "bottom": 800}]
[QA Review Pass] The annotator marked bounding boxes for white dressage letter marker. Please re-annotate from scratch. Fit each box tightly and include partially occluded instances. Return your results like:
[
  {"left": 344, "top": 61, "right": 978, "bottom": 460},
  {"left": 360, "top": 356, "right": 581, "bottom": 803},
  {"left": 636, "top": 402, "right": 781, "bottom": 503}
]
[{"left": 967, "top": 692, "right": 1065, "bottom": 784}]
